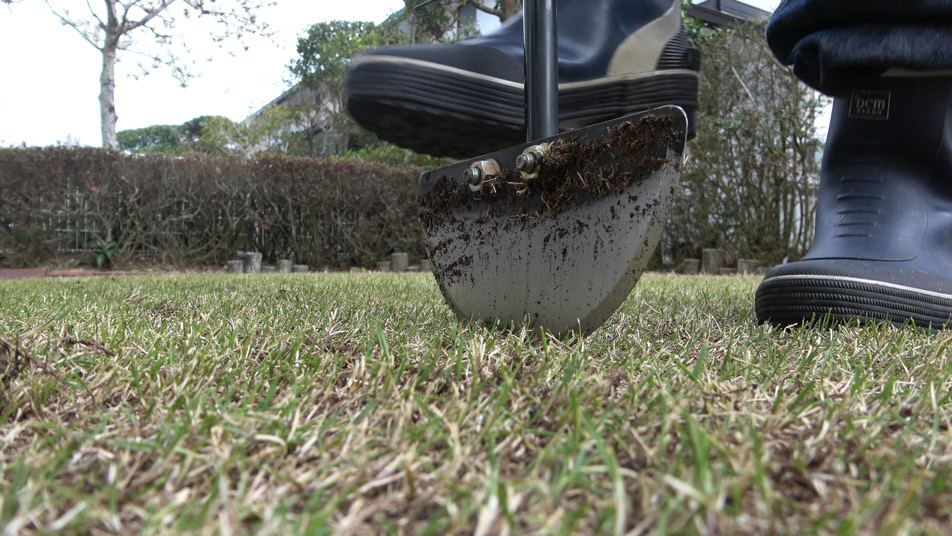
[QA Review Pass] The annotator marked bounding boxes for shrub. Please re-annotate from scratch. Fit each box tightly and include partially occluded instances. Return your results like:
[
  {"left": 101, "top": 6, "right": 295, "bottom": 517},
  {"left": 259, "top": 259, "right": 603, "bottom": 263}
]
[{"left": 0, "top": 147, "right": 427, "bottom": 268}]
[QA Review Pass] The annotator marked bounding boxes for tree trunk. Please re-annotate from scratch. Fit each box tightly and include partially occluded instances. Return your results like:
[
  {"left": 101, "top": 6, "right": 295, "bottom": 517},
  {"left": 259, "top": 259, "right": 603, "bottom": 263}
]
[
  {"left": 99, "top": 43, "right": 119, "bottom": 149},
  {"left": 100, "top": 1, "right": 120, "bottom": 150}
]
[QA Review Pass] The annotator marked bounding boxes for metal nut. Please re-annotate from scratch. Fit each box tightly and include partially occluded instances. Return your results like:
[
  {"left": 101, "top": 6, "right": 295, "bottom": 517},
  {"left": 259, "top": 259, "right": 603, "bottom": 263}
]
[
  {"left": 465, "top": 159, "right": 501, "bottom": 192},
  {"left": 516, "top": 144, "right": 550, "bottom": 179},
  {"left": 474, "top": 159, "right": 500, "bottom": 177}
]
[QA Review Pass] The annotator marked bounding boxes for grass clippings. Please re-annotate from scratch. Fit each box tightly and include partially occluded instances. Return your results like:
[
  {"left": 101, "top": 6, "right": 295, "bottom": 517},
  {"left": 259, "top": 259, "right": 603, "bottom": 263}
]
[{"left": 0, "top": 273, "right": 950, "bottom": 534}]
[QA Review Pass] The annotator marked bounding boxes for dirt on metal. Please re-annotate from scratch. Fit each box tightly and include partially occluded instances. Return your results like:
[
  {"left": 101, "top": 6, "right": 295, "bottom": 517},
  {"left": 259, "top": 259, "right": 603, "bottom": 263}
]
[
  {"left": 418, "top": 113, "right": 681, "bottom": 288},
  {"left": 418, "top": 113, "right": 679, "bottom": 234}
]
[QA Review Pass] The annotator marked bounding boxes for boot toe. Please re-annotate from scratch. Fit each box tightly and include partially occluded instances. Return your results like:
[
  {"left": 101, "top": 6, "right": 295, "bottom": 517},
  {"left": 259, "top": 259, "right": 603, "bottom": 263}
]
[
  {"left": 346, "top": 44, "right": 528, "bottom": 158},
  {"left": 755, "top": 260, "right": 952, "bottom": 329},
  {"left": 346, "top": 45, "right": 699, "bottom": 158},
  {"left": 361, "top": 44, "right": 525, "bottom": 82}
]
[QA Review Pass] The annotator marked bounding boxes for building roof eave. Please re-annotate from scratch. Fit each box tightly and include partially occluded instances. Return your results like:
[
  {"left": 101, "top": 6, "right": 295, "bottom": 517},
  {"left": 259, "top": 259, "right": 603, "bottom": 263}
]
[{"left": 686, "top": 0, "right": 771, "bottom": 28}]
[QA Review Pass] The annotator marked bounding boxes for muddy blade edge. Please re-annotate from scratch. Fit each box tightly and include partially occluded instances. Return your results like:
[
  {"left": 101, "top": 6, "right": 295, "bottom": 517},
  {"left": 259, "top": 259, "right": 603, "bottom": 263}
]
[{"left": 419, "top": 106, "right": 688, "bottom": 337}]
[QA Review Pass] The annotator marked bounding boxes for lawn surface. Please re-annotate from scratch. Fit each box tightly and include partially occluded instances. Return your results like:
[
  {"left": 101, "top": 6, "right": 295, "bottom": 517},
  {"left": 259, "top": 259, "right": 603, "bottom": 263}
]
[{"left": 0, "top": 273, "right": 950, "bottom": 535}]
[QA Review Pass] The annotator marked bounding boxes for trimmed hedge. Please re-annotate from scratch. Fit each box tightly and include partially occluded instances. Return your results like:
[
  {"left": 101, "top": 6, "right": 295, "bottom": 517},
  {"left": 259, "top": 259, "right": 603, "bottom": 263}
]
[{"left": 0, "top": 147, "right": 426, "bottom": 268}]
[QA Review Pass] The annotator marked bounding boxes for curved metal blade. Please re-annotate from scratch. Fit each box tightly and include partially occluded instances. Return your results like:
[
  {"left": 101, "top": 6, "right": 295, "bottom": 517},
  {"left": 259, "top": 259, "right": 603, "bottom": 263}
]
[{"left": 419, "top": 107, "right": 687, "bottom": 337}]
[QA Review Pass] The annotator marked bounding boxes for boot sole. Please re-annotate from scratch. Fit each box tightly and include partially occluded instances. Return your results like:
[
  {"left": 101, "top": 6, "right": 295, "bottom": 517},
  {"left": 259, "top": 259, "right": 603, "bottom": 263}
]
[
  {"left": 756, "top": 273, "right": 952, "bottom": 329},
  {"left": 346, "top": 56, "right": 698, "bottom": 158}
]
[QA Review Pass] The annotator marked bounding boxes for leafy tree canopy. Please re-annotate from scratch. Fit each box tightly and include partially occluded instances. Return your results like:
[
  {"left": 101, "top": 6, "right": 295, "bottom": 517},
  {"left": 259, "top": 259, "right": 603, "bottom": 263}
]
[
  {"left": 289, "top": 21, "right": 406, "bottom": 98},
  {"left": 117, "top": 116, "right": 233, "bottom": 155}
]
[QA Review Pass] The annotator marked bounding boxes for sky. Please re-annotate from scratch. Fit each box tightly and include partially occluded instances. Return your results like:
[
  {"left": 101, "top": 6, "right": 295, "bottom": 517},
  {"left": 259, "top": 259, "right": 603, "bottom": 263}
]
[{"left": 0, "top": 0, "right": 781, "bottom": 147}]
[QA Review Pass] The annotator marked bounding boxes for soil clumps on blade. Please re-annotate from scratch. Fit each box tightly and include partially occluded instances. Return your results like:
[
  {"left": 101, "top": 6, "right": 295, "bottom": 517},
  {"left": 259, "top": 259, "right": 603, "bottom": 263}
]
[{"left": 418, "top": 113, "right": 679, "bottom": 234}]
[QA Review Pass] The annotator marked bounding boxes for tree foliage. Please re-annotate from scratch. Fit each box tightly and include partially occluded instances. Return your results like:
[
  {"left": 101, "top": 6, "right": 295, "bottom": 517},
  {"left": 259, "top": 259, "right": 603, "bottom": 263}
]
[
  {"left": 25, "top": 0, "right": 274, "bottom": 149},
  {"left": 473, "top": 0, "right": 521, "bottom": 22},
  {"left": 287, "top": 21, "right": 408, "bottom": 157},
  {"left": 401, "top": 0, "right": 521, "bottom": 42},
  {"left": 117, "top": 124, "right": 185, "bottom": 155},
  {"left": 290, "top": 21, "right": 404, "bottom": 112},
  {"left": 401, "top": 0, "right": 471, "bottom": 43},
  {"left": 665, "top": 21, "right": 827, "bottom": 265},
  {"left": 117, "top": 115, "right": 234, "bottom": 155}
]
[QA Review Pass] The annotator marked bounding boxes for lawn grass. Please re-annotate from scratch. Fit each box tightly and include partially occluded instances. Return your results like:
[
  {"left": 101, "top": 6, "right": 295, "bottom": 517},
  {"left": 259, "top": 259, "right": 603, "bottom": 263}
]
[{"left": 0, "top": 272, "right": 950, "bottom": 535}]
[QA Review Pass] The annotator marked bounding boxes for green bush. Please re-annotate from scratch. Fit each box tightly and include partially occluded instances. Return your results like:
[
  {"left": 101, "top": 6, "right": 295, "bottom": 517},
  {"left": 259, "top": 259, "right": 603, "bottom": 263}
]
[{"left": 0, "top": 147, "right": 427, "bottom": 268}]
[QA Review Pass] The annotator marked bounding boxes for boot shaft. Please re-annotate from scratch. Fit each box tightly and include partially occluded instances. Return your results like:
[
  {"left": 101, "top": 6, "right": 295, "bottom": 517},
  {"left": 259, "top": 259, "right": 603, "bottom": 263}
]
[
  {"left": 808, "top": 77, "right": 952, "bottom": 262},
  {"left": 467, "top": 0, "right": 691, "bottom": 81},
  {"left": 479, "top": 0, "right": 679, "bottom": 38}
]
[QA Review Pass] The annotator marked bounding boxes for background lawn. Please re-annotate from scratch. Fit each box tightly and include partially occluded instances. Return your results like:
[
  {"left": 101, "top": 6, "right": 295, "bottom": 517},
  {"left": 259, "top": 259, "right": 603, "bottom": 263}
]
[{"left": 0, "top": 273, "right": 950, "bottom": 534}]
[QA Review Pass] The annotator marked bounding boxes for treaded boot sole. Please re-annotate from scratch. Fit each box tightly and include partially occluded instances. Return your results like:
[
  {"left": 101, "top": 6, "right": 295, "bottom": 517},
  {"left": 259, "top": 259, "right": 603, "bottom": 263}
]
[
  {"left": 756, "top": 271, "right": 952, "bottom": 329},
  {"left": 347, "top": 56, "right": 698, "bottom": 158}
]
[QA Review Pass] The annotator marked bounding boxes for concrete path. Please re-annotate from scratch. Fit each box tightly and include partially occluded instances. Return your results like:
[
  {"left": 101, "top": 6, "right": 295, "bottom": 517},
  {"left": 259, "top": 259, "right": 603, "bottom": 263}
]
[{"left": 0, "top": 269, "right": 148, "bottom": 280}]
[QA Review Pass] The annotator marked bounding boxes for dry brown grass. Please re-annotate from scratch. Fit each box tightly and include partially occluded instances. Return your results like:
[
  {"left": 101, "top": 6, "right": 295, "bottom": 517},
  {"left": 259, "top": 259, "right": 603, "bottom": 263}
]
[{"left": 0, "top": 273, "right": 950, "bottom": 534}]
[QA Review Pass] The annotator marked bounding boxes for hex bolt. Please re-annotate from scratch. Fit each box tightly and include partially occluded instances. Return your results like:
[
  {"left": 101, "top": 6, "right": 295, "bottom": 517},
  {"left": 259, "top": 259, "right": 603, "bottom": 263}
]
[
  {"left": 515, "top": 152, "right": 538, "bottom": 175},
  {"left": 516, "top": 144, "right": 549, "bottom": 179},
  {"left": 463, "top": 166, "right": 483, "bottom": 186}
]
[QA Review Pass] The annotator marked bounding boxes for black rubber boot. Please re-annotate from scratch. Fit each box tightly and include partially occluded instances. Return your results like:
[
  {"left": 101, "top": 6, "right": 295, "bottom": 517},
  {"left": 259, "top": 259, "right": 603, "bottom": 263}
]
[
  {"left": 345, "top": 0, "right": 699, "bottom": 158},
  {"left": 756, "top": 77, "right": 952, "bottom": 329}
]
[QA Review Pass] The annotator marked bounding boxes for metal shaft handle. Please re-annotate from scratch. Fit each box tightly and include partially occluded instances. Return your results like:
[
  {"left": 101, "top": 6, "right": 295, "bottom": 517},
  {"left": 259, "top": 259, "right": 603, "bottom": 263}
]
[{"left": 524, "top": 0, "right": 559, "bottom": 142}]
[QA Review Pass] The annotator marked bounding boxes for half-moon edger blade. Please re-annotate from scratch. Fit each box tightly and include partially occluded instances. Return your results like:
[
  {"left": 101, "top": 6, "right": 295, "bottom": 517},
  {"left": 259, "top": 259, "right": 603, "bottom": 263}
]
[{"left": 419, "top": 106, "right": 687, "bottom": 337}]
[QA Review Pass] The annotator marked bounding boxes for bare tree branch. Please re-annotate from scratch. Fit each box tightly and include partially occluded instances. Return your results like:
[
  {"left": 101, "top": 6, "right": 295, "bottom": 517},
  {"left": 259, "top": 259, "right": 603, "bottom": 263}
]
[
  {"left": 44, "top": 0, "right": 104, "bottom": 49},
  {"left": 669, "top": 22, "right": 824, "bottom": 264},
  {"left": 472, "top": 0, "right": 520, "bottom": 22},
  {"left": 122, "top": 0, "right": 176, "bottom": 34},
  {"left": 85, "top": 0, "right": 105, "bottom": 29},
  {"left": 35, "top": 0, "right": 275, "bottom": 148},
  {"left": 472, "top": 3, "right": 503, "bottom": 19},
  {"left": 730, "top": 63, "right": 756, "bottom": 104}
]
